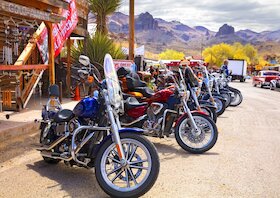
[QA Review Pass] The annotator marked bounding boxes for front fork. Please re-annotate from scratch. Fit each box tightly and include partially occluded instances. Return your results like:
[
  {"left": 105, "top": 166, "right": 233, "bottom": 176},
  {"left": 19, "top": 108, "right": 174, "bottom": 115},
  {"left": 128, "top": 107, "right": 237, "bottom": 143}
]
[
  {"left": 182, "top": 99, "right": 199, "bottom": 132},
  {"left": 191, "top": 88, "right": 202, "bottom": 112},
  {"left": 104, "top": 92, "right": 126, "bottom": 162}
]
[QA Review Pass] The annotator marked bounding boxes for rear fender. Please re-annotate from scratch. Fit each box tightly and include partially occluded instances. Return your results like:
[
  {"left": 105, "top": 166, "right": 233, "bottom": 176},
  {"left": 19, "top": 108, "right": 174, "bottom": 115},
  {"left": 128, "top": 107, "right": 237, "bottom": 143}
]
[{"left": 175, "top": 111, "right": 208, "bottom": 127}]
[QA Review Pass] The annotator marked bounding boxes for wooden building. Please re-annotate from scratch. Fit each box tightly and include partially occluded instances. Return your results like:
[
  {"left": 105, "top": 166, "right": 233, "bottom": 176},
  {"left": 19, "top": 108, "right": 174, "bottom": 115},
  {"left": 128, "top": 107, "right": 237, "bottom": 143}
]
[{"left": 0, "top": 0, "right": 89, "bottom": 111}]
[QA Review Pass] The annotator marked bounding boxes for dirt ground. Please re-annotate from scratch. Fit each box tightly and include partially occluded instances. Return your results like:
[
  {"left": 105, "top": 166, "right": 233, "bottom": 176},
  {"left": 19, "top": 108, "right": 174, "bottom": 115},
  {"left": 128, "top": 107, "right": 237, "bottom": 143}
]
[{"left": 0, "top": 81, "right": 280, "bottom": 198}]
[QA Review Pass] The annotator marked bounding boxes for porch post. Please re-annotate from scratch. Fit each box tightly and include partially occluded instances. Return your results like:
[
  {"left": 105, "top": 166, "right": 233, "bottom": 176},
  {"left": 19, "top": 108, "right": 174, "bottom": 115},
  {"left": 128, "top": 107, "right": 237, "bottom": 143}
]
[{"left": 46, "top": 22, "right": 55, "bottom": 85}]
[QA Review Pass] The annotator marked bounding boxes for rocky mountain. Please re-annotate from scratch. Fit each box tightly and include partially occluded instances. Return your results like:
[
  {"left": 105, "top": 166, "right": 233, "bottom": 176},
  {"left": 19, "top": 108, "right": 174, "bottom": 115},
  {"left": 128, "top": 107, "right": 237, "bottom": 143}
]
[
  {"left": 89, "top": 12, "right": 280, "bottom": 55},
  {"left": 215, "top": 24, "right": 235, "bottom": 37}
]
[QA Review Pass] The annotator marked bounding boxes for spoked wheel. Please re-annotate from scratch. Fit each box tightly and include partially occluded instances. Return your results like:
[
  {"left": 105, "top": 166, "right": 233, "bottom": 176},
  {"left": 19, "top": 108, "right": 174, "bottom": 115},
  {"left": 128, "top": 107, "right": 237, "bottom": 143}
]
[
  {"left": 95, "top": 133, "right": 159, "bottom": 198},
  {"left": 221, "top": 93, "right": 231, "bottom": 108},
  {"left": 200, "top": 106, "right": 217, "bottom": 123},
  {"left": 175, "top": 112, "right": 218, "bottom": 154},
  {"left": 213, "top": 97, "right": 226, "bottom": 116},
  {"left": 229, "top": 90, "right": 243, "bottom": 107}
]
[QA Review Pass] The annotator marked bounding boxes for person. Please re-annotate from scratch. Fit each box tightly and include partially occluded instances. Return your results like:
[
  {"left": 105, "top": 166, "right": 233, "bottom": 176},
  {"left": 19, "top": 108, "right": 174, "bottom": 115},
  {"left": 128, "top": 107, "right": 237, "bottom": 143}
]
[
  {"left": 149, "top": 66, "right": 154, "bottom": 76},
  {"left": 220, "top": 60, "right": 229, "bottom": 77},
  {"left": 185, "top": 66, "right": 201, "bottom": 88},
  {"left": 154, "top": 68, "right": 159, "bottom": 83}
]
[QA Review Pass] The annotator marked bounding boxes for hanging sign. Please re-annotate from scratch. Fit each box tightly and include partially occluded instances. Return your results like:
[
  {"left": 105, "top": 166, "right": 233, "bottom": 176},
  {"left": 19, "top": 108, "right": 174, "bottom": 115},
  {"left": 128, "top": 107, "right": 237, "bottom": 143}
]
[
  {"left": 37, "top": 0, "right": 78, "bottom": 63},
  {"left": 0, "top": 1, "right": 54, "bottom": 22},
  {"left": 113, "top": 60, "right": 134, "bottom": 70}
]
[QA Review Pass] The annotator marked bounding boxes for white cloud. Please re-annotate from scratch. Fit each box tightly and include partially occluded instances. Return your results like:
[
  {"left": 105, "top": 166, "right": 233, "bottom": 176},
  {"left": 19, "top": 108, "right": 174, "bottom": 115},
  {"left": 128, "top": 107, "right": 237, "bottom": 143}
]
[{"left": 119, "top": 0, "right": 280, "bottom": 32}]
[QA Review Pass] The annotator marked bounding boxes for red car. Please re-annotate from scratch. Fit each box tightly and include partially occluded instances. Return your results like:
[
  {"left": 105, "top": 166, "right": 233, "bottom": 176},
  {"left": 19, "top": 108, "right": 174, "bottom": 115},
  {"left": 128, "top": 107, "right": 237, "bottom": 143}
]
[
  {"left": 253, "top": 70, "right": 280, "bottom": 88},
  {"left": 270, "top": 76, "right": 280, "bottom": 90}
]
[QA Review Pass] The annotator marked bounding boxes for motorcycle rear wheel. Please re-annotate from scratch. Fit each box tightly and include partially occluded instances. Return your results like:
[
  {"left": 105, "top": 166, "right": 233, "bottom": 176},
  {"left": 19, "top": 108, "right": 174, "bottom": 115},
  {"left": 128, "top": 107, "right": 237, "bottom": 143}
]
[
  {"left": 95, "top": 132, "right": 160, "bottom": 198},
  {"left": 175, "top": 112, "right": 218, "bottom": 154}
]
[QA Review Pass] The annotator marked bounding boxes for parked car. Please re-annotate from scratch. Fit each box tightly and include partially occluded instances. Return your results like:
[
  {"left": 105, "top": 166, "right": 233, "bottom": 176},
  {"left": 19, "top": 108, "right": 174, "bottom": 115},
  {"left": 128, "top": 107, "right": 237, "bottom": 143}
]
[
  {"left": 252, "top": 70, "right": 280, "bottom": 88},
  {"left": 270, "top": 77, "right": 280, "bottom": 90}
]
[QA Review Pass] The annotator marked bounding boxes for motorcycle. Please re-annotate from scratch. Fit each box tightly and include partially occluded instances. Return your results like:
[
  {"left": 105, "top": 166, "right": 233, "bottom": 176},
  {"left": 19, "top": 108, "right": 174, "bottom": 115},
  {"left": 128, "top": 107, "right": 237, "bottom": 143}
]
[
  {"left": 211, "top": 73, "right": 243, "bottom": 107},
  {"left": 120, "top": 67, "right": 218, "bottom": 154},
  {"left": 196, "top": 66, "right": 227, "bottom": 116},
  {"left": 70, "top": 55, "right": 103, "bottom": 97},
  {"left": 38, "top": 54, "right": 160, "bottom": 198},
  {"left": 183, "top": 66, "right": 218, "bottom": 123}
]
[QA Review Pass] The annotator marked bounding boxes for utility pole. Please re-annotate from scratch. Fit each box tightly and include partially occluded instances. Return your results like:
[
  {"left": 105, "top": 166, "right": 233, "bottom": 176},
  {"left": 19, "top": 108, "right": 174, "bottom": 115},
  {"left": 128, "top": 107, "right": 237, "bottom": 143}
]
[{"left": 129, "top": 0, "right": 134, "bottom": 60}]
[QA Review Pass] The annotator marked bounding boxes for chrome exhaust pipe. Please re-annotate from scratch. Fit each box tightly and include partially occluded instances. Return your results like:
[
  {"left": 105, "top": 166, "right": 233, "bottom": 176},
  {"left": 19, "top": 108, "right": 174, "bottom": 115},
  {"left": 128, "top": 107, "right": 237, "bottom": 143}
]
[
  {"left": 40, "top": 151, "right": 73, "bottom": 161},
  {"left": 37, "top": 132, "right": 69, "bottom": 151},
  {"left": 121, "top": 115, "right": 147, "bottom": 127}
]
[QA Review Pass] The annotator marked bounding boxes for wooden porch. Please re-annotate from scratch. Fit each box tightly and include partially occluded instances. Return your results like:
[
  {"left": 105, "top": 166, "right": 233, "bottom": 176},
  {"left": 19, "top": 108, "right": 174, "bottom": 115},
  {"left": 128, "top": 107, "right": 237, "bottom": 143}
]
[{"left": 0, "top": 0, "right": 89, "bottom": 111}]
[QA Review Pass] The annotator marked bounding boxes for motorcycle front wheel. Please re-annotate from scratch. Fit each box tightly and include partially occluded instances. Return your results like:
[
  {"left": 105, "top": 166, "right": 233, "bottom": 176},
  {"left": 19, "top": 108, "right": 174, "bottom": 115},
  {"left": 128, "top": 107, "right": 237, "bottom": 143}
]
[
  {"left": 175, "top": 112, "right": 218, "bottom": 154},
  {"left": 95, "top": 132, "right": 160, "bottom": 198},
  {"left": 221, "top": 92, "right": 231, "bottom": 108},
  {"left": 214, "top": 97, "right": 226, "bottom": 116},
  {"left": 200, "top": 106, "right": 217, "bottom": 123},
  {"left": 229, "top": 89, "right": 243, "bottom": 107}
]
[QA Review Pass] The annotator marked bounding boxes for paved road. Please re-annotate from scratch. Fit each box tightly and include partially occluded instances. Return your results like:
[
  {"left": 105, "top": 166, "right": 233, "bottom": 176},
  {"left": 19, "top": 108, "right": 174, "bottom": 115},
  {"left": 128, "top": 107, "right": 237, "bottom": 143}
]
[{"left": 0, "top": 81, "right": 280, "bottom": 198}]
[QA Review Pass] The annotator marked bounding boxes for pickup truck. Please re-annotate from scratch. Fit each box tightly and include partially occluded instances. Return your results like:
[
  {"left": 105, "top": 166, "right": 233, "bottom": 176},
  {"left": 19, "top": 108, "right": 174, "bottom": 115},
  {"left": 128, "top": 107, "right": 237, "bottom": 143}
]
[{"left": 253, "top": 70, "right": 280, "bottom": 88}]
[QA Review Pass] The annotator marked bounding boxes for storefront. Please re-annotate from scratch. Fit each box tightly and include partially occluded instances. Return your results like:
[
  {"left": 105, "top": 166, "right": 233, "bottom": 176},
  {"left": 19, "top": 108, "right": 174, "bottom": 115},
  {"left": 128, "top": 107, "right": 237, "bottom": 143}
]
[{"left": 0, "top": 0, "right": 89, "bottom": 111}]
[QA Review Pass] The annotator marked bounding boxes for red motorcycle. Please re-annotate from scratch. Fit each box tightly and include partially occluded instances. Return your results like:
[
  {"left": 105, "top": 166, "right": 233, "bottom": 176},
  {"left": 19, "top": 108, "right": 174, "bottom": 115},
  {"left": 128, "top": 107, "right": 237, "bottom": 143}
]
[{"left": 120, "top": 70, "right": 218, "bottom": 154}]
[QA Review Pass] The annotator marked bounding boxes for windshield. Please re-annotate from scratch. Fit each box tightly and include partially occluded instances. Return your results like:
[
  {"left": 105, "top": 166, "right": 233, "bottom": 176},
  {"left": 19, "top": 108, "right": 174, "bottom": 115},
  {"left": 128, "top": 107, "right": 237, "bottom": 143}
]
[
  {"left": 103, "top": 54, "right": 123, "bottom": 110},
  {"left": 263, "top": 72, "right": 280, "bottom": 76}
]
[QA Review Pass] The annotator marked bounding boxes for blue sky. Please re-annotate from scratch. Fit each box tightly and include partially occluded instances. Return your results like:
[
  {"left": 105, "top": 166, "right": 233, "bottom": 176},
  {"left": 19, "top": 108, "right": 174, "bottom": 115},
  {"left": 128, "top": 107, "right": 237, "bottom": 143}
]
[{"left": 119, "top": 0, "right": 280, "bottom": 32}]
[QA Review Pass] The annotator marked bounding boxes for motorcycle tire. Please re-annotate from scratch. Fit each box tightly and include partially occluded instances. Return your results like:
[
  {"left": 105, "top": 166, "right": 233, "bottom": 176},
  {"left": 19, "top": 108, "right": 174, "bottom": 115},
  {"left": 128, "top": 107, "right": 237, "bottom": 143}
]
[
  {"left": 221, "top": 92, "right": 231, "bottom": 108},
  {"left": 214, "top": 97, "right": 226, "bottom": 116},
  {"left": 95, "top": 132, "right": 160, "bottom": 198},
  {"left": 200, "top": 106, "right": 217, "bottom": 123},
  {"left": 229, "top": 89, "right": 243, "bottom": 107},
  {"left": 175, "top": 112, "right": 218, "bottom": 154}
]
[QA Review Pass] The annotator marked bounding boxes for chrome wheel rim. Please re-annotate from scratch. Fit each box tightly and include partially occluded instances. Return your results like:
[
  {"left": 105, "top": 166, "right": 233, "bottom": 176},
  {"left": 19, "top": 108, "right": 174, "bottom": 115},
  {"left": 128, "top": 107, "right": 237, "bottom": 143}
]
[
  {"left": 222, "top": 93, "right": 230, "bottom": 106},
  {"left": 100, "top": 138, "right": 152, "bottom": 192},
  {"left": 178, "top": 116, "right": 214, "bottom": 149},
  {"left": 231, "top": 92, "right": 240, "bottom": 106},
  {"left": 214, "top": 98, "right": 223, "bottom": 113}
]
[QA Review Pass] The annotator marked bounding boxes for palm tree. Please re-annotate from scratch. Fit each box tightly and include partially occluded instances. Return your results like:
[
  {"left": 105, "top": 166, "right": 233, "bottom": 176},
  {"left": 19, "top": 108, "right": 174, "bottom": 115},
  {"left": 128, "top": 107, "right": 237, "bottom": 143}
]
[
  {"left": 89, "top": 0, "right": 121, "bottom": 34},
  {"left": 71, "top": 33, "right": 125, "bottom": 76}
]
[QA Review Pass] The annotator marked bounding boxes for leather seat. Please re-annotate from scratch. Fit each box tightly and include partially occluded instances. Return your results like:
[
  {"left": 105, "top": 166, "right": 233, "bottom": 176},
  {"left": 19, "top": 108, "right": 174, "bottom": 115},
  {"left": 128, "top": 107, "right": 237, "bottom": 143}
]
[
  {"left": 54, "top": 109, "right": 75, "bottom": 123},
  {"left": 117, "top": 67, "right": 130, "bottom": 77},
  {"left": 126, "top": 76, "right": 147, "bottom": 90},
  {"left": 134, "top": 87, "right": 155, "bottom": 98},
  {"left": 125, "top": 97, "right": 148, "bottom": 110}
]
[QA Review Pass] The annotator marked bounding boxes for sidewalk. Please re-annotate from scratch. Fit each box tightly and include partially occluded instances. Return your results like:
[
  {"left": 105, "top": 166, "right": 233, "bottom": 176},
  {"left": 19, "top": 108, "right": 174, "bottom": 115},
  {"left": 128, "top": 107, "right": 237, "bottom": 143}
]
[{"left": 0, "top": 97, "right": 78, "bottom": 142}]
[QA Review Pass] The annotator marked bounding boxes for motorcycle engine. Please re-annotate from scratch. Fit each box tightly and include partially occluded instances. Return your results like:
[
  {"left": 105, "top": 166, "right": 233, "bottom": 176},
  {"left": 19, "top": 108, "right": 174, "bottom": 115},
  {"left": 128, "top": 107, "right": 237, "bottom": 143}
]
[
  {"left": 55, "top": 123, "right": 66, "bottom": 136},
  {"left": 58, "top": 142, "right": 70, "bottom": 153},
  {"left": 143, "top": 103, "right": 165, "bottom": 137}
]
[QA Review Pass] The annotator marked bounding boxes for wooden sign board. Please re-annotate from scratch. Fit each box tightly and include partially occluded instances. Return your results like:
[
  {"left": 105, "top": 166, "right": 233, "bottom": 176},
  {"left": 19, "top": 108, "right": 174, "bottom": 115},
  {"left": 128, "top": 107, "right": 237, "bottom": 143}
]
[{"left": 0, "top": 1, "right": 64, "bottom": 23}]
